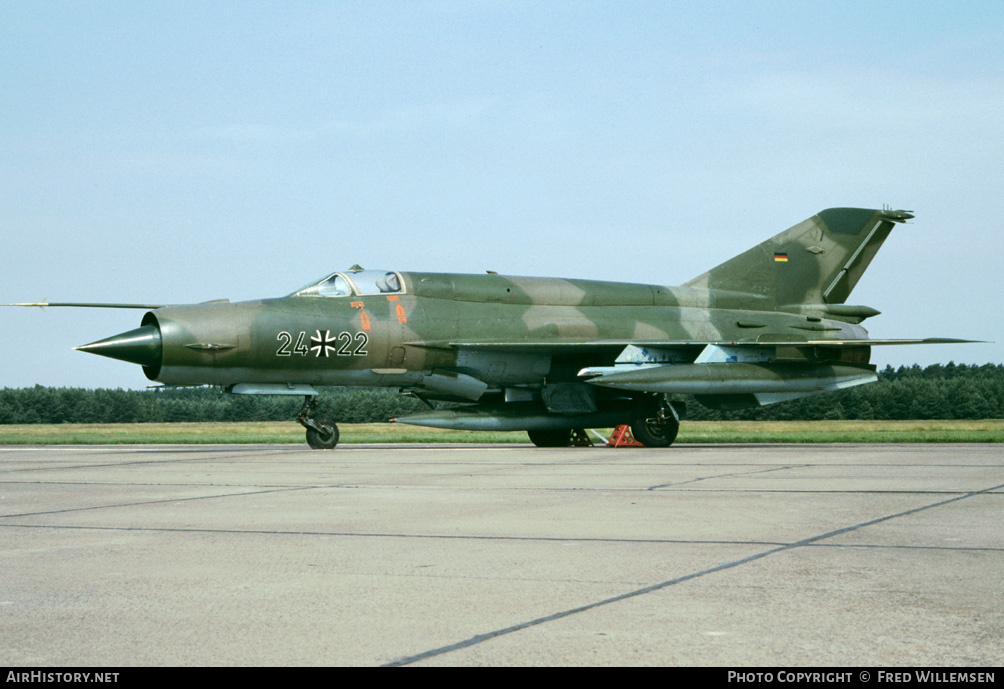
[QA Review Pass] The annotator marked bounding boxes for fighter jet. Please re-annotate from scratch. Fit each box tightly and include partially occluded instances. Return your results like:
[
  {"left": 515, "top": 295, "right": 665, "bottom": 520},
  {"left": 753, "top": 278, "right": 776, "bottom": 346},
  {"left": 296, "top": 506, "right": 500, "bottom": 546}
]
[{"left": 8, "top": 208, "right": 974, "bottom": 448}]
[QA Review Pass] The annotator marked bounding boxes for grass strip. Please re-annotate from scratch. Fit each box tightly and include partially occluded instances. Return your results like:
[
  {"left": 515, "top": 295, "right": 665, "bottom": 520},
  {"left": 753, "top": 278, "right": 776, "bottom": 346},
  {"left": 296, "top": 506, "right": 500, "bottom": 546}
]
[{"left": 0, "top": 420, "right": 1002, "bottom": 445}]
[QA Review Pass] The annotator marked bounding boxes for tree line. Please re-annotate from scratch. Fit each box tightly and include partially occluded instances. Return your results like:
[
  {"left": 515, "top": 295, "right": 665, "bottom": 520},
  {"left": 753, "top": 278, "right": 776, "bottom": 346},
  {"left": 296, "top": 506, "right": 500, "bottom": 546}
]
[
  {"left": 0, "top": 363, "right": 1001, "bottom": 424},
  {"left": 685, "top": 362, "right": 1004, "bottom": 421}
]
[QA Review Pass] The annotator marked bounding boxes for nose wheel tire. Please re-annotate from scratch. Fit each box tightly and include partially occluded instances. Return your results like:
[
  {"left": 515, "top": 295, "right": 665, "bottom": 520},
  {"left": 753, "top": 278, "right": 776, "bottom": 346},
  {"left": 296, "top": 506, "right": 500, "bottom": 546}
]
[{"left": 305, "top": 418, "right": 339, "bottom": 450}]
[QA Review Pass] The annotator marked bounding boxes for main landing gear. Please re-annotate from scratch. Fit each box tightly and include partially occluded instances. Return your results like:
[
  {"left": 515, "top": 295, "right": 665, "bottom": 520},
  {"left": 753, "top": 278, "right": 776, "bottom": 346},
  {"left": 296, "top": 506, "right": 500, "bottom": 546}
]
[
  {"left": 526, "top": 397, "right": 680, "bottom": 448},
  {"left": 297, "top": 396, "right": 339, "bottom": 450},
  {"left": 630, "top": 396, "right": 680, "bottom": 448}
]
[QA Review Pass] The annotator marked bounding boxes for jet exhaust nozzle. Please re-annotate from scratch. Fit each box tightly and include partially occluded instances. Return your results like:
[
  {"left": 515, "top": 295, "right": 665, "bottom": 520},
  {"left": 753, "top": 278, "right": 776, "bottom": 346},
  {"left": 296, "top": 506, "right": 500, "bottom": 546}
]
[{"left": 75, "top": 324, "right": 162, "bottom": 368}]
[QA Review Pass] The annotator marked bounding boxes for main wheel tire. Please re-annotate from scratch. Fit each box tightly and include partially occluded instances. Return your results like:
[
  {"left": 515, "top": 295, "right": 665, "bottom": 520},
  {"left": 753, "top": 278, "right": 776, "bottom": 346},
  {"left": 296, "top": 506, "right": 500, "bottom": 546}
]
[
  {"left": 630, "top": 410, "right": 679, "bottom": 448},
  {"left": 306, "top": 418, "right": 339, "bottom": 449},
  {"left": 527, "top": 429, "right": 573, "bottom": 447}
]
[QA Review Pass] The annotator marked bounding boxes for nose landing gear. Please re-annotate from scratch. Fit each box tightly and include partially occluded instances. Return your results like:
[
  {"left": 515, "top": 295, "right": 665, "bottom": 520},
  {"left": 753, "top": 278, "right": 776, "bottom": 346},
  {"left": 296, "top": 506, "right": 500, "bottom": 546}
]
[{"left": 297, "top": 396, "right": 339, "bottom": 449}]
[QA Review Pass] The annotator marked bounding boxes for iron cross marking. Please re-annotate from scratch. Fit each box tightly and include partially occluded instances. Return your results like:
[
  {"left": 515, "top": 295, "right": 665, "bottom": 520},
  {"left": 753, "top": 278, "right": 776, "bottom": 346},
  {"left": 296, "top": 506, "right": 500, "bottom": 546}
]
[{"left": 310, "top": 330, "right": 337, "bottom": 357}]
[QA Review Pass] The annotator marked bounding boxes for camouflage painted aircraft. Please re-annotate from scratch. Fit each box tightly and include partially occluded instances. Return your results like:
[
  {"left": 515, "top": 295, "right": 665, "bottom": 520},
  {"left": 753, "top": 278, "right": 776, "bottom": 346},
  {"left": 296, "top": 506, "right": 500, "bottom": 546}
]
[{"left": 8, "top": 208, "right": 973, "bottom": 448}]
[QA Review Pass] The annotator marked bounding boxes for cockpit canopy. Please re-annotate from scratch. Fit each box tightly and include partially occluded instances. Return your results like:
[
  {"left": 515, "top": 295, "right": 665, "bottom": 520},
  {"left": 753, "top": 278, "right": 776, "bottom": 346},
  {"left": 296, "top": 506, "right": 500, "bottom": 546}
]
[{"left": 292, "top": 269, "right": 405, "bottom": 298}]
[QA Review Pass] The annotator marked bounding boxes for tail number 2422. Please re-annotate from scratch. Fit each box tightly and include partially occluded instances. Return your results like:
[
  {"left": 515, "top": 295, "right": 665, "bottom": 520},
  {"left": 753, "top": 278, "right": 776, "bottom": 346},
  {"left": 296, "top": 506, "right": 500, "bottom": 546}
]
[{"left": 276, "top": 330, "right": 368, "bottom": 358}]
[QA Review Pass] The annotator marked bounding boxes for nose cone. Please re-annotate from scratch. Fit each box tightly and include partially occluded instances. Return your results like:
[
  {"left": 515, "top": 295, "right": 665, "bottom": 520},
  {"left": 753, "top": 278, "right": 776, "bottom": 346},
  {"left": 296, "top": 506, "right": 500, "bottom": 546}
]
[{"left": 75, "top": 324, "right": 162, "bottom": 367}]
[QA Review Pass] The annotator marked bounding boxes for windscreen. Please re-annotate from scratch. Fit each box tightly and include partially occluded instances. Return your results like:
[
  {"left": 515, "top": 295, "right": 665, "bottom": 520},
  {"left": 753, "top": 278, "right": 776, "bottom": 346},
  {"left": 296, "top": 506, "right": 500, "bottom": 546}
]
[{"left": 291, "top": 270, "right": 404, "bottom": 297}]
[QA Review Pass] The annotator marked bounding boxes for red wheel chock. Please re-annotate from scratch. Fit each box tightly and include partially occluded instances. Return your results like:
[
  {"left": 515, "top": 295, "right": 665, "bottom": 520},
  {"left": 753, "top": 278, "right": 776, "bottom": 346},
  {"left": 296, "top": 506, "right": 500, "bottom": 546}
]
[{"left": 606, "top": 425, "right": 645, "bottom": 448}]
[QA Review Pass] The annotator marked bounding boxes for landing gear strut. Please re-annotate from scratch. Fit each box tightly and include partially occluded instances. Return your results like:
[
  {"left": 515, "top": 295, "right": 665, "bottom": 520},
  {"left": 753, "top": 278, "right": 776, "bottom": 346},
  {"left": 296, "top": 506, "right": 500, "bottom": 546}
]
[
  {"left": 630, "top": 396, "right": 680, "bottom": 448},
  {"left": 297, "top": 396, "right": 339, "bottom": 450}
]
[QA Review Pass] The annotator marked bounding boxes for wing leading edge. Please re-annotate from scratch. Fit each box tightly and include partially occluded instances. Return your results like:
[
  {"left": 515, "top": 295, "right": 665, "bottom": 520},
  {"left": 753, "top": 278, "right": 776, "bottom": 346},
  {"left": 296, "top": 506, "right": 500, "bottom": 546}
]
[{"left": 410, "top": 337, "right": 979, "bottom": 353}]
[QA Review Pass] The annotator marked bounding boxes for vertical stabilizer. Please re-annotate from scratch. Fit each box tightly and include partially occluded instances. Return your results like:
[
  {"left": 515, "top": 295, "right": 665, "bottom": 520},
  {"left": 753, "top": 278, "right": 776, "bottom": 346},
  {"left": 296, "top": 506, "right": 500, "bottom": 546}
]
[{"left": 684, "top": 208, "right": 913, "bottom": 306}]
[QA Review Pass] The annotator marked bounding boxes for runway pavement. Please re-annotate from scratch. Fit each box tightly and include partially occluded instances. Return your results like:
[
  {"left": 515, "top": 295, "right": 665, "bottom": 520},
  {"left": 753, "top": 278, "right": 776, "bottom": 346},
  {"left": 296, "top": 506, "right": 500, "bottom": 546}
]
[{"left": 1, "top": 442, "right": 1002, "bottom": 666}]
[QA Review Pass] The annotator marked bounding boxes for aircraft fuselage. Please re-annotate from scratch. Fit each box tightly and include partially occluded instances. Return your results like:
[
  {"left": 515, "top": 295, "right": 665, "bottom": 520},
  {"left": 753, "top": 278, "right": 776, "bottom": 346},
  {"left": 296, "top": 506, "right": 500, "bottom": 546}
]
[{"left": 135, "top": 272, "right": 870, "bottom": 390}]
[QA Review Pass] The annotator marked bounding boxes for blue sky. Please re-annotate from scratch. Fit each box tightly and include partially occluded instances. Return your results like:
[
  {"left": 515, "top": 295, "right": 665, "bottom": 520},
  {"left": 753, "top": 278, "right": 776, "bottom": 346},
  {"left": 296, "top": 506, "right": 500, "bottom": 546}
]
[{"left": 2, "top": 1, "right": 1002, "bottom": 389}]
